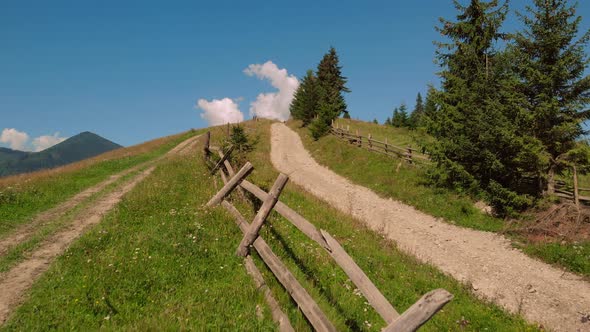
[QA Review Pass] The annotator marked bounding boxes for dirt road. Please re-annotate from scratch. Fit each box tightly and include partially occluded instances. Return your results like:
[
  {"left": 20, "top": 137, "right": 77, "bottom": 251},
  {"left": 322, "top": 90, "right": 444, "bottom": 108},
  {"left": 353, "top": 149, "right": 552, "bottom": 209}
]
[
  {"left": 0, "top": 134, "right": 201, "bottom": 324},
  {"left": 270, "top": 123, "right": 590, "bottom": 331}
]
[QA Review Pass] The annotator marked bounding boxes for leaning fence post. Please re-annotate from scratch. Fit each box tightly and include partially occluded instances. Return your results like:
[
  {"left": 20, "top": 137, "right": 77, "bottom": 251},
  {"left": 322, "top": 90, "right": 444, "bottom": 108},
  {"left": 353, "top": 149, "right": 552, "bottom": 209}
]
[
  {"left": 356, "top": 129, "right": 361, "bottom": 147},
  {"left": 406, "top": 146, "right": 413, "bottom": 164},
  {"left": 206, "top": 162, "right": 253, "bottom": 207},
  {"left": 236, "top": 173, "right": 289, "bottom": 257},
  {"left": 368, "top": 134, "right": 372, "bottom": 148},
  {"left": 382, "top": 289, "right": 453, "bottom": 332},
  {"left": 210, "top": 145, "right": 234, "bottom": 175},
  {"left": 203, "top": 131, "right": 211, "bottom": 159}
]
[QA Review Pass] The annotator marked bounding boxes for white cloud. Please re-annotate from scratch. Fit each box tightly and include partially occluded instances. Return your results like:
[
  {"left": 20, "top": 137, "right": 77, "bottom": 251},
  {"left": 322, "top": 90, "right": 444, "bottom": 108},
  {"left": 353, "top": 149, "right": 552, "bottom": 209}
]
[
  {"left": 197, "top": 98, "right": 244, "bottom": 126},
  {"left": 243, "top": 61, "right": 299, "bottom": 121},
  {"left": 0, "top": 128, "right": 67, "bottom": 152},
  {"left": 0, "top": 128, "right": 29, "bottom": 150},
  {"left": 32, "top": 132, "right": 67, "bottom": 152}
]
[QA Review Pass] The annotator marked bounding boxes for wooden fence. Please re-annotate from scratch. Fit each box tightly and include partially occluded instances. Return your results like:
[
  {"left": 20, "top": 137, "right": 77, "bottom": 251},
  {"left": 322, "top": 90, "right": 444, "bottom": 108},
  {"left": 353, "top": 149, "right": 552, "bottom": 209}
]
[
  {"left": 329, "top": 124, "right": 430, "bottom": 164},
  {"left": 203, "top": 131, "right": 452, "bottom": 331}
]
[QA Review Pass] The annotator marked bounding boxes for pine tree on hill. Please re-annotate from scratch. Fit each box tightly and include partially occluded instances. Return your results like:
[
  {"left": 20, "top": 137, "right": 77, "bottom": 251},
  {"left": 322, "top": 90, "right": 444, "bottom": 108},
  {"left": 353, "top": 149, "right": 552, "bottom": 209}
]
[
  {"left": 423, "top": 86, "right": 438, "bottom": 120},
  {"left": 310, "top": 47, "right": 351, "bottom": 139},
  {"left": 373, "top": 118, "right": 378, "bottom": 124},
  {"left": 384, "top": 117, "right": 392, "bottom": 126},
  {"left": 511, "top": 0, "right": 590, "bottom": 195},
  {"left": 409, "top": 92, "right": 425, "bottom": 129},
  {"left": 391, "top": 107, "right": 400, "bottom": 127},
  {"left": 343, "top": 111, "right": 351, "bottom": 119},
  {"left": 429, "top": 0, "right": 543, "bottom": 215},
  {"left": 392, "top": 104, "right": 408, "bottom": 127},
  {"left": 290, "top": 70, "right": 320, "bottom": 126}
]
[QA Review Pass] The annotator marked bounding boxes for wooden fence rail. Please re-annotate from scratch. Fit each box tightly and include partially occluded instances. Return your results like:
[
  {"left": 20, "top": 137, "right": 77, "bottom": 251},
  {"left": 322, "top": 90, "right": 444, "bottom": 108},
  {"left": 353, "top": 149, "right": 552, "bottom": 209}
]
[
  {"left": 203, "top": 131, "right": 452, "bottom": 331},
  {"left": 329, "top": 126, "right": 431, "bottom": 164}
]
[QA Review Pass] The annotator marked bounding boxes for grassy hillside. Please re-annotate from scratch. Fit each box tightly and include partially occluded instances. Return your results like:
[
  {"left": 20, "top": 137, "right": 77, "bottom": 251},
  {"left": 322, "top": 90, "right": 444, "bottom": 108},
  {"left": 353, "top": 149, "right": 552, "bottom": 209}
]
[
  {"left": 0, "top": 130, "right": 198, "bottom": 237},
  {"left": 290, "top": 119, "right": 590, "bottom": 277},
  {"left": 2, "top": 121, "right": 536, "bottom": 330},
  {"left": 0, "top": 132, "right": 122, "bottom": 177}
]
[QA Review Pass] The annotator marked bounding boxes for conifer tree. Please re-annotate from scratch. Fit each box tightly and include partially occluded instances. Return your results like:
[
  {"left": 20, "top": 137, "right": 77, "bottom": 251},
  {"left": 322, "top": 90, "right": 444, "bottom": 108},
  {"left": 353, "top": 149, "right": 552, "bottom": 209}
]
[
  {"left": 384, "top": 117, "right": 392, "bottom": 126},
  {"left": 392, "top": 104, "right": 409, "bottom": 127},
  {"left": 409, "top": 93, "right": 425, "bottom": 129},
  {"left": 511, "top": 0, "right": 590, "bottom": 195},
  {"left": 290, "top": 70, "right": 320, "bottom": 126},
  {"left": 391, "top": 107, "right": 400, "bottom": 127},
  {"left": 429, "top": 0, "right": 542, "bottom": 215},
  {"left": 310, "top": 47, "right": 351, "bottom": 138}
]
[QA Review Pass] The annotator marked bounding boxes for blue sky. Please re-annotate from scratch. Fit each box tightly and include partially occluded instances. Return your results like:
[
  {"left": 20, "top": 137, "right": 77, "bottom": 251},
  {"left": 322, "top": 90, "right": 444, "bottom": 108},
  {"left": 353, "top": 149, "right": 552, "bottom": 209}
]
[{"left": 1, "top": 0, "right": 589, "bottom": 148}]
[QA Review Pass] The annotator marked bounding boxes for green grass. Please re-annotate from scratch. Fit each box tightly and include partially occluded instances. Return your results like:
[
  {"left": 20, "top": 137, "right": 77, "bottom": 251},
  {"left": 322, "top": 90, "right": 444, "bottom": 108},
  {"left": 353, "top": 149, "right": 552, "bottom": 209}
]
[
  {"left": 334, "top": 118, "right": 432, "bottom": 150},
  {"left": 290, "top": 120, "right": 504, "bottom": 232},
  {"left": 0, "top": 130, "right": 199, "bottom": 238},
  {"left": 296, "top": 120, "right": 590, "bottom": 278},
  {"left": 3, "top": 122, "right": 537, "bottom": 330},
  {"left": 0, "top": 165, "right": 145, "bottom": 274},
  {"left": 208, "top": 120, "right": 536, "bottom": 331},
  {"left": 520, "top": 241, "right": 590, "bottom": 276},
  {"left": 3, "top": 152, "right": 275, "bottom": 330}
]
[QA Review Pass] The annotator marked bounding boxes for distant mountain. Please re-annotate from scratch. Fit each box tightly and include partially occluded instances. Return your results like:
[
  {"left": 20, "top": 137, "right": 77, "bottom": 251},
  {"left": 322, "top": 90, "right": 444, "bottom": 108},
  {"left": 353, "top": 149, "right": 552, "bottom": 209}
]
[{"left": 0, "top": 132, "right": 122, "bottom": 177}]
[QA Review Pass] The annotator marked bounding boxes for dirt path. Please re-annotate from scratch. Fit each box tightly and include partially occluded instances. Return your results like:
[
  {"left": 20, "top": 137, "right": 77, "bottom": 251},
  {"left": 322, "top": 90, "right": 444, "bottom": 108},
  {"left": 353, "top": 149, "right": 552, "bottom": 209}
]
[
  {"left": 0, "top": 164, "right": 143, "bottom": 256},
  {"left": 0, "top": 134, "right": 201, "bottom": 324},
  {"left": 270, "top": 123, "right": 590, "bottom": 332}
]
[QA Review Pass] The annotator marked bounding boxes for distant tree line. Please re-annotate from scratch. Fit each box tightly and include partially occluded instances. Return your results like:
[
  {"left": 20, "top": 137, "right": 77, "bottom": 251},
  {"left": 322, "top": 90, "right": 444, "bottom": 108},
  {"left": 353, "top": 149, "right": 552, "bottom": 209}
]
[
  {"left": 290, "top": 47, "right": 351, "bottom": 139},
  {"left": 424, "top": 0, "right": 590, "bottom": 216}
]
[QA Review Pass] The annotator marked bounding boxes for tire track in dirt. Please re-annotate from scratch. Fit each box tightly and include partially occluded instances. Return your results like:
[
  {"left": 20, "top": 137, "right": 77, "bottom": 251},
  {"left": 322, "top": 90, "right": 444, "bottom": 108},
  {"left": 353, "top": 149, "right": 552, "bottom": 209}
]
[
  {"left": 0, "top": 134, "right": 201, "bottom": 324},
  {"left": 0, "top": 133, "right": 202, "bottom": 257},
  {"left": 270, "top": 123, "right": 590, "bottom": 332},
  {"left": 0, "top": 164, "right": 144, "bottom": 256}
]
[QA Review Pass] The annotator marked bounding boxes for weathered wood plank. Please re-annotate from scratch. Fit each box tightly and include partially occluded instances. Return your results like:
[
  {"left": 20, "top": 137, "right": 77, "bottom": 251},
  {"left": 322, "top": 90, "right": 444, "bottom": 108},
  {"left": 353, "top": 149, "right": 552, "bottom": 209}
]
[
  {"left": 203, "top": 131, "right": 211, "bottom": 155},
  {"left": 216, "top": 149, "right": 245, "bottom": 198},
  {"left": 210, "top": 145, "right": 234, "bottom": 175},
  {"left": 382, "top": 289, "right": 453, "bottom": 332},
  {"left": 206, "top": 162, "right": 253, "bottom": 207},
  {"left": 239, "top": 180, "right": 329, "bottom": 249},
  {"left": 244, "top": 255, "right": 295, "bottom": 332},
  {"left": 320, "top": 230, "right": 399, "bottom": 324},
  {"left": 221, "top": 201, "right": 337, "bottom": 332},
  {"left": 236, "top": 174, "right": 289, "bottom": 257}
]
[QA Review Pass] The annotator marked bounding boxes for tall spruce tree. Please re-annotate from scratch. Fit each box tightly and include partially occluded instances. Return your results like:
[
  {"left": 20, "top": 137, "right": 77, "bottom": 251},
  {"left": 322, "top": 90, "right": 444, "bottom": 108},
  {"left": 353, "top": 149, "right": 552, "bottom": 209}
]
[
  {"left": 392, "top": 104, "right": 409, "bottom": 127},
  {"left": 290, "top": 70, "right": 320, "bottom": 126},
  {"left": 409, "top": 92, "right": 425, "bottom": 129},
  {"left": 429, "top": 0, "right": 542, "bottom": 215},
  {"left": 310, "top": 47, "right": 351, "bottom": 139},
  {"left": 511, "top": 0, "right": 590, "bottom": 195}
]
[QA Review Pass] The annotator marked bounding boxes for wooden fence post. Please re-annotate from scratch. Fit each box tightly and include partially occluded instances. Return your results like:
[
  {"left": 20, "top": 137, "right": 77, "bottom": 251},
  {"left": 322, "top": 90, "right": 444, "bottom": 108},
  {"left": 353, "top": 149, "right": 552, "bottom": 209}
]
[
  {"left": 368, "top": 134, "right": 372, "bottom": 148},
  {"left": 356, "top": 129, "right": 362, "bottom": 147},
  {"left": 573, "top": 165, "right": 580, "bottom": 208},
  {"left": 406, "top": 146, "right": 413, "bottom": 164},
  {"left": 236, "top": 174, "right": 289, "bottom": 257},
  {"left": 210, "top": 145, "right": 234, "bottom": 175},
  {"left": 321, "top": 230, "right": 398, "bottom": 324},
  {"left": 222, "top": 201, "right": 337, "bottom": 332},
  {"left": 203, "top": 131, "right": 211, "bottom": 159},
  {"left": 382, "top": 289, "right": 453, "bottom": 332},
  {"left": 206, "top": 162, "right": 253, "bottom": 207}
]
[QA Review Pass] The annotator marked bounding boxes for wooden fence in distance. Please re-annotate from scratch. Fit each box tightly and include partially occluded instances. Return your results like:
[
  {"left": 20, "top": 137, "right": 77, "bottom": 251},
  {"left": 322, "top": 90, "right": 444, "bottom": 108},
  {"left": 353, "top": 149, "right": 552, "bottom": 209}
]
[
  {"left": 329, "top": 124, "right": 430, "bottom": 164},
  {"left": 203, "top": 131, "right": 452, "bottom": 331}
]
